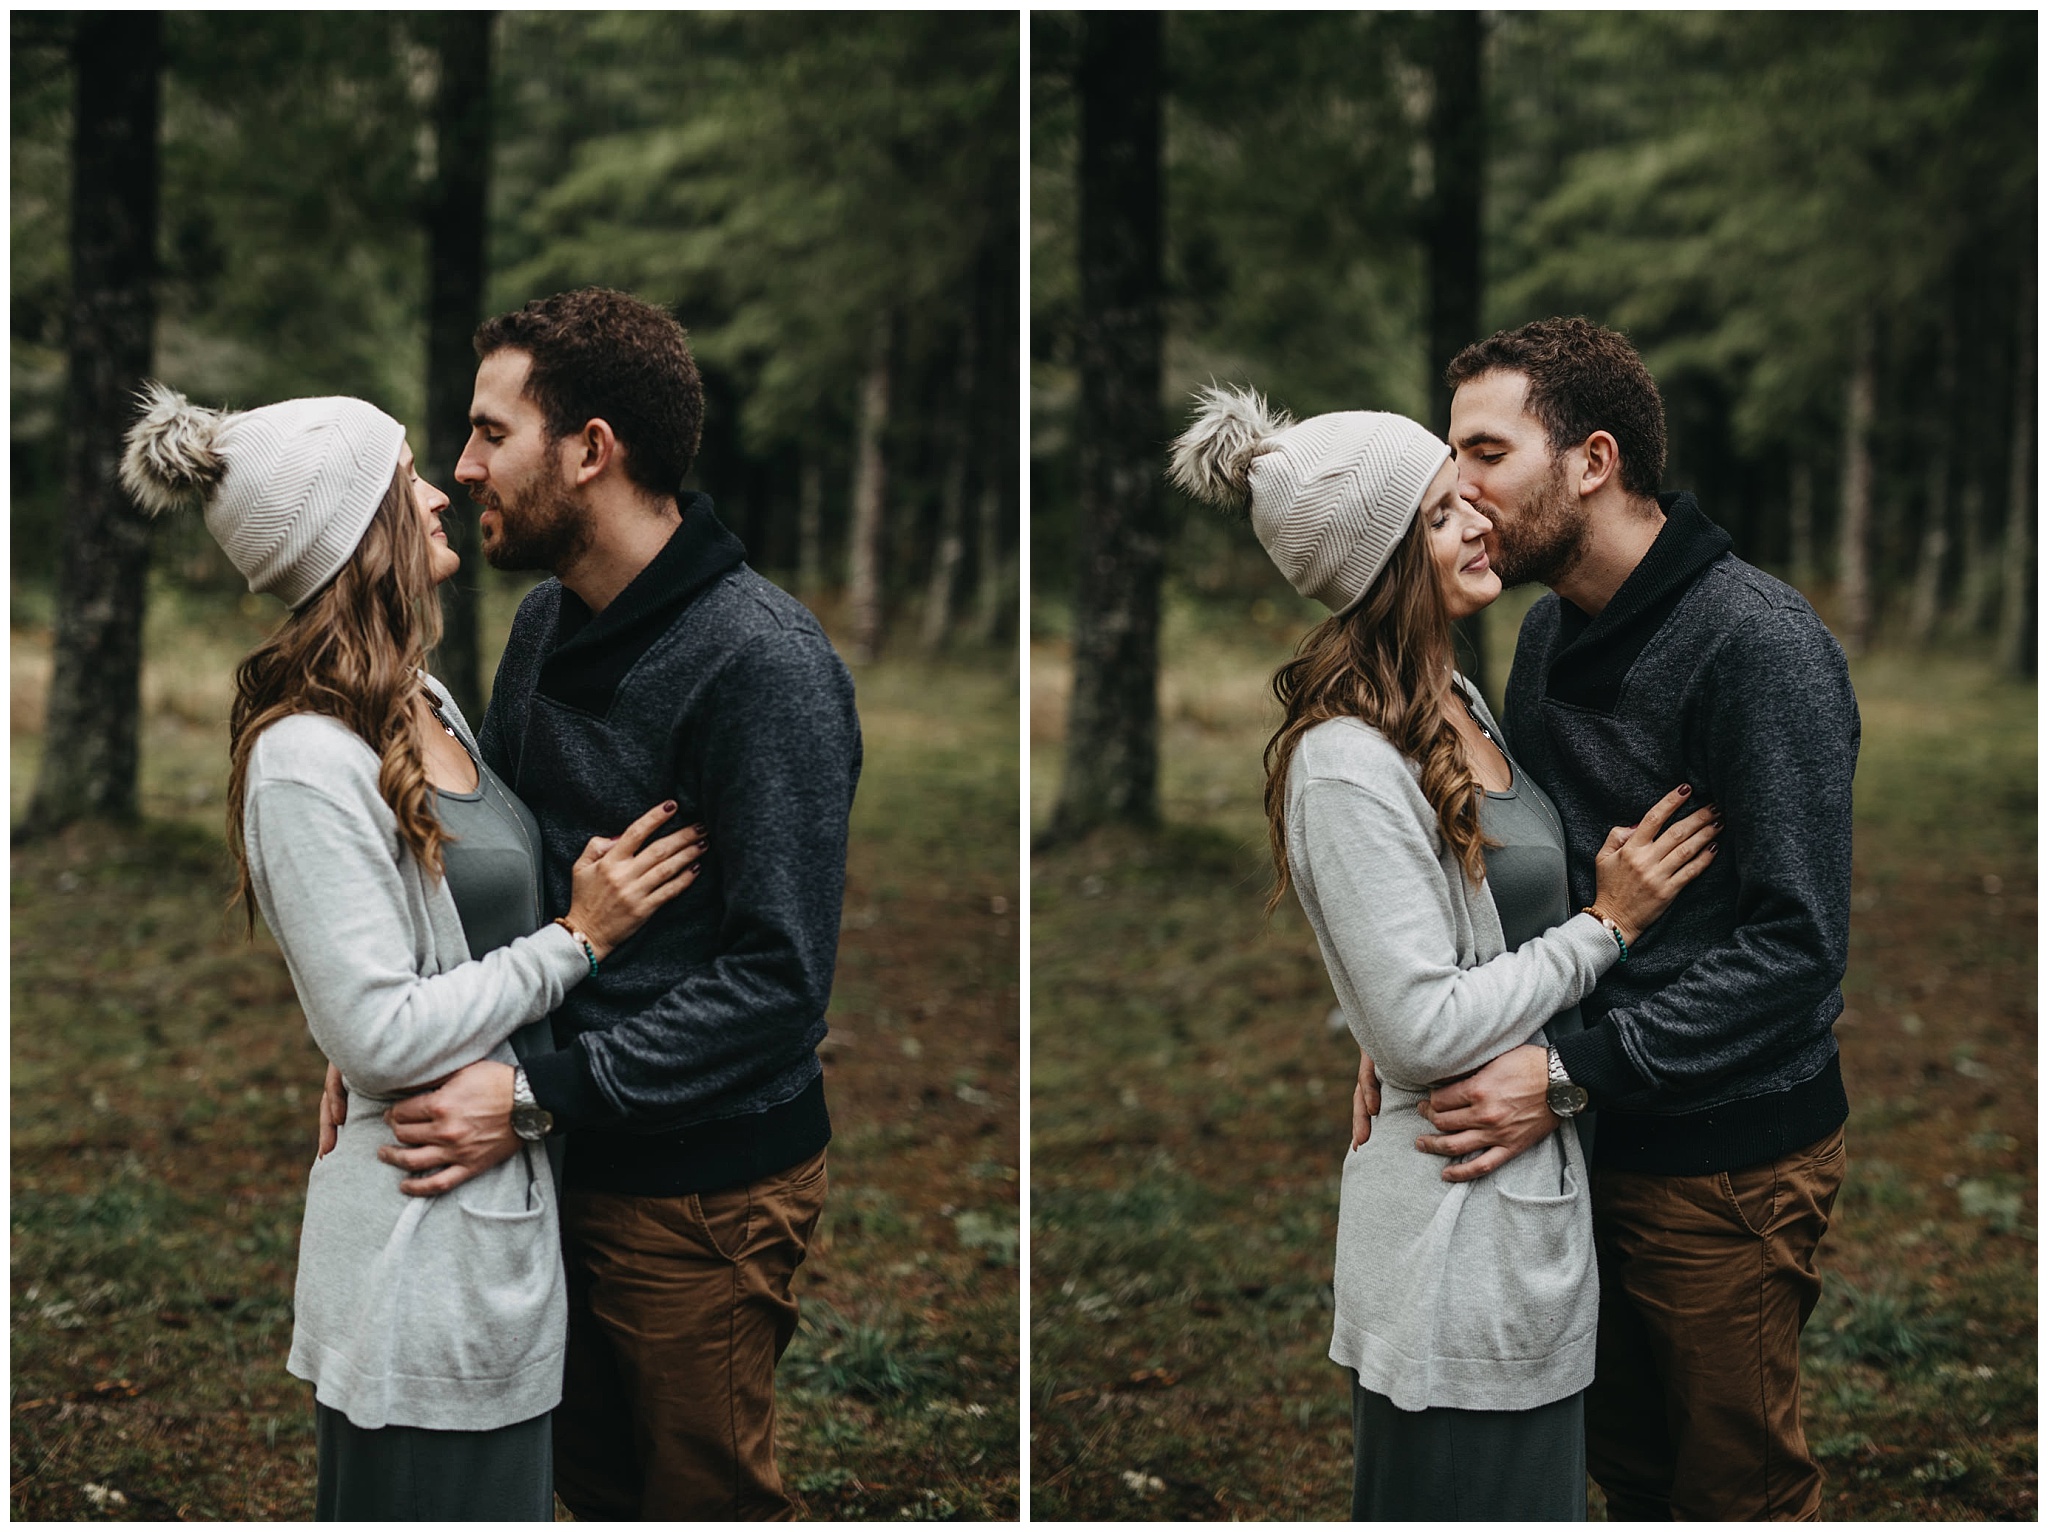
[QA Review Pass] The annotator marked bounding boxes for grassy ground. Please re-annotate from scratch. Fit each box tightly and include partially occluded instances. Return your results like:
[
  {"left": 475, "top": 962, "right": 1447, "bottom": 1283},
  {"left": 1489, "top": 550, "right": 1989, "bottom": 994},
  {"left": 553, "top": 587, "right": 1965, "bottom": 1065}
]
[
  {"left": 1030, "top": 594, "right": 2036, "bottom": 1520},
  {"left": 11, "top": 577, "right": 1020, "bottom": 1520}
]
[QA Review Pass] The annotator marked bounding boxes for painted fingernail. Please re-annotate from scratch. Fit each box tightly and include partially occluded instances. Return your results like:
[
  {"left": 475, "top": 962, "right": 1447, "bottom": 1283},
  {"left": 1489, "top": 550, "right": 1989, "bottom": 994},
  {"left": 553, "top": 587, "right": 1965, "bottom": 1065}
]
[
  {"left": 1679, "top": 784, "right": 1692, "bottom": 795},
  {"left": 664, "top": 800, "right": 677, "bottom": 813}
]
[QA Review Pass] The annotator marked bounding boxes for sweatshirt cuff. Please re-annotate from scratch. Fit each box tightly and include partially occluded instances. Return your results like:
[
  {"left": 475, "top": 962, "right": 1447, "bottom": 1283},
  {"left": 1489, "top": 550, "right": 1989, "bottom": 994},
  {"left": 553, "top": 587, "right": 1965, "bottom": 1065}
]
[
  {"left": 524, "top": 1043, "right": 612, "bottom": 1132},
  {"left": 1552, "top": 1022, "right": 1652, "bottom": 1103}
]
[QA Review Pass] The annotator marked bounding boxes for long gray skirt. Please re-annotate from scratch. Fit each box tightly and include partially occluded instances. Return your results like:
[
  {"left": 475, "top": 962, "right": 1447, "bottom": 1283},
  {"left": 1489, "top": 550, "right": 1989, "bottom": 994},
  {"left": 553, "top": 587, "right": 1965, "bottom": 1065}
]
[
  {"left": 314, "top": 1403, "right": 553, "bottom": 1521},
  {"left": 1351, "top": 1375, "right": 1586, "bottom": 1520}
]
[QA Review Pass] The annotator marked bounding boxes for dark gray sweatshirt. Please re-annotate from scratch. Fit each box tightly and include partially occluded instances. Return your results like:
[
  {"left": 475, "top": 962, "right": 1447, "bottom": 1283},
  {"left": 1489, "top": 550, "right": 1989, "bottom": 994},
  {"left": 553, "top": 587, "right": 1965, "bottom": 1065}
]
[
  {"left": 1505, "top": 493, "right": 1859, "bottom": 1174},
  {"left": 479, "top": 498, "right": 861, "bottom": 1195}
]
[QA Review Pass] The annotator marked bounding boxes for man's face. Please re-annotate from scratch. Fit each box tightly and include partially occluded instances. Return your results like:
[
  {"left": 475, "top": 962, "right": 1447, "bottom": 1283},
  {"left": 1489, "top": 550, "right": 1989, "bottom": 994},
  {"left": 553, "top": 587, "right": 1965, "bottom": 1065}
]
[
  {"left": 455, "top": 349, "right": 592, "bottom": 574},
  {"left": 1448, "top": 368, "right": 1586, "bottom": 591}
]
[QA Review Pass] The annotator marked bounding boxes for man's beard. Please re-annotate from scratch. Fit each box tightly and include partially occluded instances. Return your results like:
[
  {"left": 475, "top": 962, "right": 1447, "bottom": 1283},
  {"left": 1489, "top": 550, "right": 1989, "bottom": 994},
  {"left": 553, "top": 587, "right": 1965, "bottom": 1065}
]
[
  {"left": 477, "top": 471, "right": 592, "bottom": 574},
  {"left": 1489, "top": 453, "right": 1589, "bottom": 591}
]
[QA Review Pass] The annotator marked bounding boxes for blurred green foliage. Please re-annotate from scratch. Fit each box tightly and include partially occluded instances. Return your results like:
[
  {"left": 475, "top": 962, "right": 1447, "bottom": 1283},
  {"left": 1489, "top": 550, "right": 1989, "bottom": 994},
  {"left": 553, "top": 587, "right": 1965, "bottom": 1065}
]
[
  {"left": 12, "top": 12, "right": 1018, "bottom": 616},
  {"left": 1032, "top": 12, "right": 2035, "bottom": 618},
  {"left": 496, "top": 14, "right": 1014, "bottom": 456}
]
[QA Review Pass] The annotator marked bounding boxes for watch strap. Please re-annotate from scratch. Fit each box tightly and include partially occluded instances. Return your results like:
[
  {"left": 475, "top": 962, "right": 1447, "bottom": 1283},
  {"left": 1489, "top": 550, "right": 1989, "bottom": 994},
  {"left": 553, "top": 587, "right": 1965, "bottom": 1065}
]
[
  {"left": 510, "top": 1065, "right": 553, "bottom": 1141},
  {"left": 1546, "top": 1046, "right": 1589, "bottom": 1118}
]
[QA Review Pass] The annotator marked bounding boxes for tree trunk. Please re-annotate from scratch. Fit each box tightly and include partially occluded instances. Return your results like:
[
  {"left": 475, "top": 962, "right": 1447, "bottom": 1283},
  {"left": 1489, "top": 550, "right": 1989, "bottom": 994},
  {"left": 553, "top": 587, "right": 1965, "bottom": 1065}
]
[
  {"left": 797, "top": 453, "right": 824, "bottom": 601},
  {"left": 846, "top": 317, "right": 892, "bottom": 664},
  {"left": 920, "top": 321, "right": 978, "bottom": 652},
  {"left": 1957, "top": 479, "right": 1992, "bottom": 634},
  {"left": 1426, "top": 12, "right": 1488, "bottom": 699},
  {"left": 1998, "top": 268, "right": 2035, "bottom": 675},
  {"left": 1048, "top": 12, "right": 1165, "bottom": 840},
  {"left": 1056, "top": 5, "right": 1171, "bottom": 839},
  {"left": 424, "top": 11, "right": 493, "bottom": 721},
  {"left": 975, "top": 224, "right": 1018, "bottom": 648},
  {"left": 1908, "top": 311, "right": 1958, "bottom": 644},
  {"left": 1906, "top": 467, "right": 1950, "bottom": 644},
  {"left": 974, "top": 480, "right": 1014, "bottom": 647},
  {"left": 1869, "top": 330, "right": 1908, "bottom": 626},
  {"left": 1837, "top": 318, "right": 1876, "bottom": 657},
  {"left": 1788, "top": 460, "right": 1815, "bottom": 590},
  {"left": 24, "top": 13, "right": 162, "bottom": 837}
]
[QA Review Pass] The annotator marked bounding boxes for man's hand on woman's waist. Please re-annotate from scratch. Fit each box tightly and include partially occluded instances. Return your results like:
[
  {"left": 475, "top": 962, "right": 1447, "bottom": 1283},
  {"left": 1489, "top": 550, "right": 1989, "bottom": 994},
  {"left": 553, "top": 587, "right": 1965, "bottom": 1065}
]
[
  {"left": 1414, "top": 1044, "right": 1557, "bottom": 1181},
  {"left": 377, "top": 1060, "right": 521, "bottom": 1195}
]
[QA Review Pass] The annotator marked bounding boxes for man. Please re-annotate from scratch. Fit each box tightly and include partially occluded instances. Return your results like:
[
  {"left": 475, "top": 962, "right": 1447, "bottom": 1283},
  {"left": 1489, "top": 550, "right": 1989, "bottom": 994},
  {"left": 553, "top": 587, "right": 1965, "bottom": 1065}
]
[
  {"left": 1356, "top": 317, "right": 1858, "bottom": 1520},
  {"left": 359, "top": 287, "right": 861, "bottom": 1519}
]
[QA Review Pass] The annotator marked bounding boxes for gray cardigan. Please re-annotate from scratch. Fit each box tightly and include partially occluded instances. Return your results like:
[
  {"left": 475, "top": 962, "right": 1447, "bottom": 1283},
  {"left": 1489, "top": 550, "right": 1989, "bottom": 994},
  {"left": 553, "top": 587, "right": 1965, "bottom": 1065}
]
[
  {"left": 244, "top": 677, "right": 586, "bottom": 1431},
  {"left": 1285, "top": 686, "right": 1619, "bottom": 1412}
]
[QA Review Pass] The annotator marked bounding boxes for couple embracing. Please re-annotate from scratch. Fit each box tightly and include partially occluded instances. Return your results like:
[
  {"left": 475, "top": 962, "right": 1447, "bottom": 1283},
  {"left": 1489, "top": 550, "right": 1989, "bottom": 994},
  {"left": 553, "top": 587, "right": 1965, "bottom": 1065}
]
[
  {"left": 122, "top": 288, "right": 859, "bottom": 1519},
  {"left": 1172, "top": 318, "right": 1858, "bottom": 1520}
]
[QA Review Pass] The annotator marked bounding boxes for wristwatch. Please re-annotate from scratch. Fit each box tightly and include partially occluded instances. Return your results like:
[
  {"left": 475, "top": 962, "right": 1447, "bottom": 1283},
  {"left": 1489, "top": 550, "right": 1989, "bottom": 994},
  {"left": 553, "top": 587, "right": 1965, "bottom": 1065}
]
[
  {"left": 1546, "top": 1047, "right": 1590, "bottom": 1119},
  {"left": 510, "top": 1065, "right": 554, "bottom": 1142}
]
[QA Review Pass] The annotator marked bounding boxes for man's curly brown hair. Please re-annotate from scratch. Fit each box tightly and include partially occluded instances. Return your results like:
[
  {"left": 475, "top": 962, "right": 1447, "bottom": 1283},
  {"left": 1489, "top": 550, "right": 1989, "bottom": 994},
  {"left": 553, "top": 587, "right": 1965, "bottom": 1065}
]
[
  {"left": 1446, "top": 316, "right": 1667, "bottom": 499},
  {"left": 474, "top": 287, "right": 705, "bottom": 500}
]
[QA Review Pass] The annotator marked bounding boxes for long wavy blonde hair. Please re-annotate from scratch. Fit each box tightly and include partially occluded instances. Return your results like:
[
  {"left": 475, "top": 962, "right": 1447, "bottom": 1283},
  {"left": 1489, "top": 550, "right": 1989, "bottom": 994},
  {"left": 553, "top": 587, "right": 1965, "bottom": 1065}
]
[
  {"left": 225, "top": 467, "right": 449, "bottom": 930},
  {"left": 1261, "top": 510, "right": 1490, "bottom": 914}
]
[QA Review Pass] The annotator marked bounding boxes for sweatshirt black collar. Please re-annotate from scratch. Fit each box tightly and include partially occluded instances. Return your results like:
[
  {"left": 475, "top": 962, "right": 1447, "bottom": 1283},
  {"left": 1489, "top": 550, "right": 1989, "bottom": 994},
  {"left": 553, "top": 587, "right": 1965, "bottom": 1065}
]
[
  {"left": 538, "top": 493, "right": 748, "bottom": 717},
  {"left": 1547, "top": 492, "right": 1733, "bottom": 712}
]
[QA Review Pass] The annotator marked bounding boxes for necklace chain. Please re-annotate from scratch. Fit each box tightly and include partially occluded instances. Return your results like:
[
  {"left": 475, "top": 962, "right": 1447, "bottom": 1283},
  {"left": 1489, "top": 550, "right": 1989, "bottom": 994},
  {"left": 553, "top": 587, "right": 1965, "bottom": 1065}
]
[{"left": 1459, "top": 692, "right": 1495, "bottom": 742}]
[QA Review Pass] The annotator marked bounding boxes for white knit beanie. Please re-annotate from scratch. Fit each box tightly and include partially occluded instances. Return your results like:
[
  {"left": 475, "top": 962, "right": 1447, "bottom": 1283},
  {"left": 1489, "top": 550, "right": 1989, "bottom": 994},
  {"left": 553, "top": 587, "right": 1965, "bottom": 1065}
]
[
  {"left": 119, "top": 381, "right": 408, "bottom": 609},
  {"left": 1168, "top": 384, "right": 1451, "bottom": 613}
]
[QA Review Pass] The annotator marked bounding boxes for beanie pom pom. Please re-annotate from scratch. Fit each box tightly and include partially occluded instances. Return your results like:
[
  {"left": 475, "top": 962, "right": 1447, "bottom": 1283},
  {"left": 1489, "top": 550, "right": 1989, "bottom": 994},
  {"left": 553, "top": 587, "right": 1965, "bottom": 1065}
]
[
  {"left": 1167, "top": 383, "right": 1293, "bottom": 517},
  {"left": 120, "top": 380, "right": 228, "bottom": 516}
]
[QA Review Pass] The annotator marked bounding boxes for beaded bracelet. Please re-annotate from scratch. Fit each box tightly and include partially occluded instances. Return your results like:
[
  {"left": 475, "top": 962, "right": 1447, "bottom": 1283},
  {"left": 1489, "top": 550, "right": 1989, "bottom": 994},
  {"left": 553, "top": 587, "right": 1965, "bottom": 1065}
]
[
  {"left": 1581, "top": 905, "right": 1630, "bottom": 964},
  {"left": 552, "top": 916, "right": 600, "bottom": 977}
]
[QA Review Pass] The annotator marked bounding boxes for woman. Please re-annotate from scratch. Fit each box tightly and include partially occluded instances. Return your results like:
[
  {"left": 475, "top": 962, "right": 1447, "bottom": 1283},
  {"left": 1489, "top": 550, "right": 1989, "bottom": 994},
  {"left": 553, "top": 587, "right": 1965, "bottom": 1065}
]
[
  {"left": 1169, "top": 386, "right": 1719, "bottom": 1520},
  {"left": 120, "top": 382, "right": 701, "bottom": 1520}
]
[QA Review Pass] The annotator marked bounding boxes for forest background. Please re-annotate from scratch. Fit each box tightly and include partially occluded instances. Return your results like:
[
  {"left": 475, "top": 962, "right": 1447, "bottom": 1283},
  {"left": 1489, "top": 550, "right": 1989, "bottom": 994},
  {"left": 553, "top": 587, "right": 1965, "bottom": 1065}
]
[
  {"left": 13, "top": 11, "right": 1020, "bottom": 1520},
  {"left": 1032, "top": 11, "right": 2036, "bottom": 1520}
]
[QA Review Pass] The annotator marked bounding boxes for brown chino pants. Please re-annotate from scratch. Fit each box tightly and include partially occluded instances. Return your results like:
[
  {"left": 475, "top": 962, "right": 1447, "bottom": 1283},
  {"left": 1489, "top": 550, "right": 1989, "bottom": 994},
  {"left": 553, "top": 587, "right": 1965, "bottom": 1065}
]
[
  {"left": 1586, "top": 1125, "right": 1846, "bottom": 1521},
  {"left": 552, "top": 1149, "right": 827, "bottom": 1521}
]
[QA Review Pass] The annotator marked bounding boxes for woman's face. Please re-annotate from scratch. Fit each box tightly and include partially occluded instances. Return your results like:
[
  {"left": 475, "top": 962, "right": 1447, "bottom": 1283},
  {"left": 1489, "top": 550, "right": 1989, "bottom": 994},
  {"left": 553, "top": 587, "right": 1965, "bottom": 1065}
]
[
  {"left": 403, "top": 443, "right": 460, "bottom": 587},
  {"left": 1422, "top": 457, "right": 1501, "bottom": 619}
]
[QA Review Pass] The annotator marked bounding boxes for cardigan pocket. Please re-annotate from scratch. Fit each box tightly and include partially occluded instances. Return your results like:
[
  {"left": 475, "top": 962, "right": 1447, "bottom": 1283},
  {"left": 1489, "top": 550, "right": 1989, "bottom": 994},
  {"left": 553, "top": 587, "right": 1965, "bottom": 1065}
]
[
  {"left": 1494, "top": 1160, "right": 1581, "bottom": 1207},
  {"left": 1447, "top": 1146, "right": 1597, "bottom": 1366},
  {"left": 437, "top": 1159, "right": 560, "bottom": 1382}
]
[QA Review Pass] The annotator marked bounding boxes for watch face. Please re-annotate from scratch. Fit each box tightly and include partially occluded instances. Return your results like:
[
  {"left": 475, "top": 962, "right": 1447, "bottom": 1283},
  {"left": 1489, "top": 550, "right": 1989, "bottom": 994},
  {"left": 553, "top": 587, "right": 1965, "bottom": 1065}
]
[{"left": 513, "top": 1104, "right": 553, "bottom": 1141}]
